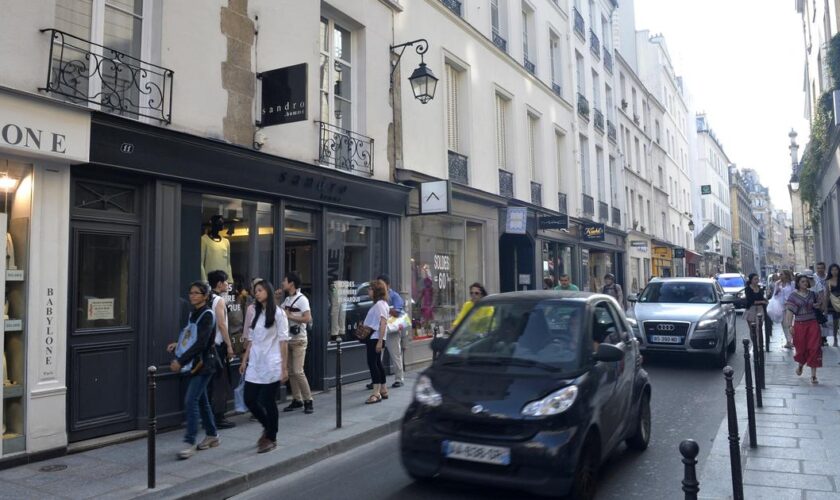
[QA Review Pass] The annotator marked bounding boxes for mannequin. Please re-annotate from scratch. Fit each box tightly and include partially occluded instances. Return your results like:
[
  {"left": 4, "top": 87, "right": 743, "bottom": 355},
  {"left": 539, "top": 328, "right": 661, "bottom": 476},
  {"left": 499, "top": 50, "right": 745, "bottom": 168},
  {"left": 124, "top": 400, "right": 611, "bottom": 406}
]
[
  {"left": 200, "top": 215, "right": 234, "bottom": 283},
  {"left": 5, "top": 233, "right": 14, "bottom": 270},
  {"left": 2, "top": 352, "right": 10, "bottom": 386}
]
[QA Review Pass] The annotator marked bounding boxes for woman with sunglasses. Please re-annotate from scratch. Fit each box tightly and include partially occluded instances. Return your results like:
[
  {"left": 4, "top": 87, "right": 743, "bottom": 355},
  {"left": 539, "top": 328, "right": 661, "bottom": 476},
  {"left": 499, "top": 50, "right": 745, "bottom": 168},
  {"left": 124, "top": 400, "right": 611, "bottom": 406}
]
[{"left": 451, "top": 283, "right": 488, "bottom": 330}]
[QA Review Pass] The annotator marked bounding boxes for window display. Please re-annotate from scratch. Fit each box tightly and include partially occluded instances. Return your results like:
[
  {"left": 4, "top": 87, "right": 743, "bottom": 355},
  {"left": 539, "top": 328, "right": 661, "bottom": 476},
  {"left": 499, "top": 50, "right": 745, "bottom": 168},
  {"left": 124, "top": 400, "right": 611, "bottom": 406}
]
[
  {"left": 542, "top": 242, "right": 573, "bottom": 289},
  {"left": 588, "top": 251, "right": 614, "bottom": 293}
]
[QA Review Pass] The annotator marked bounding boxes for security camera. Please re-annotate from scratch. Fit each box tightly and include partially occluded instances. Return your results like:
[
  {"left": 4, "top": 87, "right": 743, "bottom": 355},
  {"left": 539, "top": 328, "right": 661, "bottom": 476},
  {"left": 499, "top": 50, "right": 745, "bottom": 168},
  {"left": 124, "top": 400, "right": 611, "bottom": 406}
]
[{"left": 253, "top": 131, "right": 267, "bottom": 150}]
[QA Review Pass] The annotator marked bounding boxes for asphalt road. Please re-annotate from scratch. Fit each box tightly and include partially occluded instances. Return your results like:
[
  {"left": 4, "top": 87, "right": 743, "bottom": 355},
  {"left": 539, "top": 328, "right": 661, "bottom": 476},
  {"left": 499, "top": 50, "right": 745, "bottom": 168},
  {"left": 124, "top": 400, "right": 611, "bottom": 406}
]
[{"left": 235, "top": 317, "right": 750, "bottom": 500}]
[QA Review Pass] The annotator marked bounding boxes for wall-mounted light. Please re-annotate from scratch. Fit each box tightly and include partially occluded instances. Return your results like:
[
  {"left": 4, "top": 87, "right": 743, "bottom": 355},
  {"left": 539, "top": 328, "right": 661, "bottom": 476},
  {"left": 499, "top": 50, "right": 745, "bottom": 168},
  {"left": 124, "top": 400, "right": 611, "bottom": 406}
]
[
  {"left": 0, "top": 174, "right": 19, "bottom": 192},
  {"left": 391, "top": 39, "right": 438, "bottom": 104}
]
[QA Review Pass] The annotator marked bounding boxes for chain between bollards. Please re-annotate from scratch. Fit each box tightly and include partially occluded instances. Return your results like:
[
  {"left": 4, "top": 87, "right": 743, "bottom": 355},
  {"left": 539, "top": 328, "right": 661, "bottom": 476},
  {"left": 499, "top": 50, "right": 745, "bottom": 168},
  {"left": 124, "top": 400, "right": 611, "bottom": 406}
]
[
  {"left": 335, "top": 337, "right": 343, "bottom": 429},
  {"left": 146, "top": 365, "right": 157, "bottom": 490},
  {"left": 679, "top": 439, "right": 700, "bottom": 500},
  {"left": 742, "top": 339, "right": 758, "bottom": 448},
  {"left": 723, "top": 366, "right": 744, "bottom": 500}
]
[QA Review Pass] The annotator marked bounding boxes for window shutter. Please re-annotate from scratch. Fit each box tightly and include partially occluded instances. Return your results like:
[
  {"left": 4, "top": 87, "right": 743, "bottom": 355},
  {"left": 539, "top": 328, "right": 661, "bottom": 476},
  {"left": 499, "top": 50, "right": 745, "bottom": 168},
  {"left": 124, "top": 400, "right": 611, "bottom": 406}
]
[
  {"left": 446, "top": 64, "right": 459, "bottom": 152},
  {"left": 528, "top": 115, "right": 537, "bottom": 179},
  {"left": 495, "top": 94, "right": 507, "bottom": 170}
]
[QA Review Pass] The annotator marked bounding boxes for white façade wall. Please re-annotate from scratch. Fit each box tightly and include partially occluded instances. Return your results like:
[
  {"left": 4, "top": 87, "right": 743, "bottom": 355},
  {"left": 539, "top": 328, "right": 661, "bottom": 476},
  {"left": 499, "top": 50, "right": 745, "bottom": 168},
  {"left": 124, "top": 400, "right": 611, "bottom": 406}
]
[{"left": 0, "top": 1, "right": 58, "bottom": 93}]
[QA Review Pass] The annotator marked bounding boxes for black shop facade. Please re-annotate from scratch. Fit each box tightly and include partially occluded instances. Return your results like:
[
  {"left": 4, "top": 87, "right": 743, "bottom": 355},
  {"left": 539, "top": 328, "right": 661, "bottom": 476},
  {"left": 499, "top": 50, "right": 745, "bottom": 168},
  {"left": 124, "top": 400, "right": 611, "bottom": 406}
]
[{"left": 67, "top": 113, "right": 407, "bottom": 442}]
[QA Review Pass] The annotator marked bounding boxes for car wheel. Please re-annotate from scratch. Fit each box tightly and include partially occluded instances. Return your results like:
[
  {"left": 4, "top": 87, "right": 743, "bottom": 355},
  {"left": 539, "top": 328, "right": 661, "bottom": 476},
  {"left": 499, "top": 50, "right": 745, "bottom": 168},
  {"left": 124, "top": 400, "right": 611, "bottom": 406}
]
[
  {"left": 626, "top": 391, "right": 651, "bottom": 451},
  {"left": 571, "top": 435, "right": 599, "bottom": 500}
]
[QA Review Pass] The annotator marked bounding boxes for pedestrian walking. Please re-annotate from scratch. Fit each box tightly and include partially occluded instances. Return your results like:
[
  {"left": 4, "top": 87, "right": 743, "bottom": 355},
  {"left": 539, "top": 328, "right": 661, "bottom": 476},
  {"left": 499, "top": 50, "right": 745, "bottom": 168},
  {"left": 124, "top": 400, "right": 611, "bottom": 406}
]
[
  {"left": 744, "top": 273, "right": 768, "bottom": 345},
  {"left": 785, "top": 274, "right": 823, "bottom": 384},
  {"left": 167, "top": 281, "right": 221, "bottom": 460},
  {"left": 280, "top": 272, "right": 314, "bottom": 414},
  {"left": 377, "top": 274, "right": 406, "bottom": 388},
  {"left": 553, "top": 274, "right": 579, "bottom": 291},
  {"left": 363, "top": 279, "right": 390, "bottom": 404},
  {"left": 239, "top": 279, "right": 289, "bottom": 454},
  {"left": 822, "top": 263, "right": 840, "bottom": 347},
  {"left": 451, "top": 282, "right": 488, "bottom": 329},
  {"left": 771, "top": 270, "right": 795, "bottom": 349},
  {"left": 207, "top": 270, "right": 236, "bottom": 429},
  {"left": 814, "top": 263, "right": 829, "bottom": 346},
  {"left": 601, "top": 273, "right": 624, "bottom": 308}
]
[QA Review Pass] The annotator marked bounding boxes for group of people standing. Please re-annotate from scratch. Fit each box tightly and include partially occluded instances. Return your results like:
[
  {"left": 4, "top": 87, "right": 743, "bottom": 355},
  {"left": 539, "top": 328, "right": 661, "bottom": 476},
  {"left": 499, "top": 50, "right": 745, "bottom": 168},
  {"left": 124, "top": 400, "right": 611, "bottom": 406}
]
[{"left": 743, "top": 262, "right": 840, "bottom": 385}]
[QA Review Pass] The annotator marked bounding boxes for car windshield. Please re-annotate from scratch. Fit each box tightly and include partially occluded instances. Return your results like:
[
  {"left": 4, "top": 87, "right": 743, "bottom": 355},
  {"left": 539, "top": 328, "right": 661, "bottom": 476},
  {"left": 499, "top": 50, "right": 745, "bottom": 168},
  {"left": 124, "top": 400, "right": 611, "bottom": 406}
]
[
  {"left": 442, "top": 301, "right": 585, "bottom": 373},
  {"left": 717, "top": 276, "right": 745, "bottom": 288},
  {"left": 638, "top": 282, "right": 717, "bottom": 304}
]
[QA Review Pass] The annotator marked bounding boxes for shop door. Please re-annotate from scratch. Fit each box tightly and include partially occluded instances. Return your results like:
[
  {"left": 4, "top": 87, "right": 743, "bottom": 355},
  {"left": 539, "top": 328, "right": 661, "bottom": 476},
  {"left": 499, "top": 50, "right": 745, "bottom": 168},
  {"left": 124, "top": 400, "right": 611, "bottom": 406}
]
[
  {"left": 68, "top": 222, "right": 141, "bottom": 441},
  {"left": 285, "top": 239, "right": 317, "bottom": 383}
]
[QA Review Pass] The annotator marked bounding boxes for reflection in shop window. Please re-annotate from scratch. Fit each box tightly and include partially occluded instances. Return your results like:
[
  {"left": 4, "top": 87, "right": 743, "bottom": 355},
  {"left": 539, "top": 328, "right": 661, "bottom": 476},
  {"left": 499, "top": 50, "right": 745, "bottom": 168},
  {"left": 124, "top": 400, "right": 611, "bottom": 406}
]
[{"left": 411, "top": 217, "right": 464, "bottom": 339}]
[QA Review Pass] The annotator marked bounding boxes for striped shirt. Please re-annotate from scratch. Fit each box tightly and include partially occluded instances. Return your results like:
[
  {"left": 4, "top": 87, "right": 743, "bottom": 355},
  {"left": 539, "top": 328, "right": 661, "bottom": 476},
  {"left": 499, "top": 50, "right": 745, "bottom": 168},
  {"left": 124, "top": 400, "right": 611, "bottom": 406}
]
[{"left": 785, "top": 291, "right": 819, "bottom": 321}]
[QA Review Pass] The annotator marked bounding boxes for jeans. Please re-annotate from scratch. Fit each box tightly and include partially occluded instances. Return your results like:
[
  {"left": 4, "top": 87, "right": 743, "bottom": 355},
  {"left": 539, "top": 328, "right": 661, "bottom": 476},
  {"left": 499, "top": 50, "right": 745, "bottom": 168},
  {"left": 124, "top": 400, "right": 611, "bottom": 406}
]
[
  {"left": 244, "top": 381, "right": 280, "bottom": 442},
  {"left": 385, "top": 330, "right": 404, "bottom": 382},
  {"left": 366, "top": 338, "right": 386, "bottom": 385},
  {"left": 184, "top": 372, "right": 217, "bottom": 445},
  {"left": 288, "top": 336, "right": 312, "bottom": 401}
]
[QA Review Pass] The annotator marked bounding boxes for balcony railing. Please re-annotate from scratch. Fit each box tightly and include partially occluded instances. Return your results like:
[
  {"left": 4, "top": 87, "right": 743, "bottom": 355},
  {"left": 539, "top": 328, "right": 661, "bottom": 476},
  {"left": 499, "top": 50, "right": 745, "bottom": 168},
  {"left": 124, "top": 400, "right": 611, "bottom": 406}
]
[
  {"left": 440, "top": 0, "right": 462, "bottom": 16},
  {"left": 317, "top": 121, "right": 374, "bottom": 176},
  {"left": 593, "top": 109, "right": 605, "bottom": 133},
  {"left": 573, "top": 8, "right": 585, "bottom": 39},
  {"left": 499, "top": 170, "right": 514, "bottom": 198},
  {"left": 577, "top": 92, "right": 590, "bottom": 120},
  {"left": 558, "top": 192, "right": 568, "bottom": 214},
  {"left": 531, "top": 182, "right": 542, "bottom": 205},
  {"left": 599, "top": 201, "right": 609, "bottom": 222},
  {"left": 607, "top": 120, "right": 617, "bottom": 143},
  {"left": 603, "top": 48, "right": 614, "bottom": 74},
  {"left": 589, "top": 29, "right": 601, "bottom": 59},
  {"left": 612, "top": 207, "right": 621, "bottom": 227},
  {"left": 524, "top": 58, "right": 536, "bottom": 75},
  {"left": 582, "top": 194, "right": 595, "bottom": 217},
  {"left": 552, "top": 82, "right": 562, "bottom": 98},
  {"left": 448, "top": 150, "right": 469, "bottom": 184},
  {"left": 40, "top": 28, "right": 174, "bottom": 123},
  {"left": 492, "top": 32, "right": 508, "bottom": 52}
]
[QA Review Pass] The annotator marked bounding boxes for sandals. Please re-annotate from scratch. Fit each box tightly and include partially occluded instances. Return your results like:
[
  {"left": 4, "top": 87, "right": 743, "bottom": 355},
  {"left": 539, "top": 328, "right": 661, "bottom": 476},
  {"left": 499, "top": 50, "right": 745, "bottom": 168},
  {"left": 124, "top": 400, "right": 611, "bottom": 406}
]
[
  {"left": 380, "top": 391, "right": 389, "bottom": 400},
  {"left": 796, "top": 365, "right": 803, "bottom": 376},
  {"left": 783, "top": 343, "right": 793, "bottom": 349},
  {"left": 365, "top": 394, "right": 382, "bottom": 405},
  {"left": 811, "top": 376, "right": 819, "bottom": 384}
]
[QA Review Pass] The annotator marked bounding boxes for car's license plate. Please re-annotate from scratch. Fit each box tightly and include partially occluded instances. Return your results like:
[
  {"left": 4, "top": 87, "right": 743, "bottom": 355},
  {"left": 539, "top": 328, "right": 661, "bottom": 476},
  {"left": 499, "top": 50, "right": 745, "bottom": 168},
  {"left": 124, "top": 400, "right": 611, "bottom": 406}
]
[
  {"left": 443, "top": 440, "right": 511, "bottom": 465},
  {"left": 650, "top": 335, "right": 683, "bottom": 344}
]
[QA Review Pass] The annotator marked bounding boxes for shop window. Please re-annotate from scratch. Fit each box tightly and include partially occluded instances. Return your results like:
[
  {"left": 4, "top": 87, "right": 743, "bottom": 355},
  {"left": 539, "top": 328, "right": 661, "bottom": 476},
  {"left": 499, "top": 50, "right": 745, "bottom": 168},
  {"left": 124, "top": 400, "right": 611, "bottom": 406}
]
[
  {"left": 75, "top": 233, "right": 130, "bottom": 329},
  {"left": 542, "top": 241, "right": 573, "bottom": 289},
  {"left": 465, "top": 222, "right": 484, "bottom": 289},
  {"left": 326, "top": 213, "right": 383, "bottom": 342},
  {"left": 74, "top": 181, "right": 136, "bottom": 213},
  {"left": 285, "top": 208, "right": 315, "bottom": 236}
]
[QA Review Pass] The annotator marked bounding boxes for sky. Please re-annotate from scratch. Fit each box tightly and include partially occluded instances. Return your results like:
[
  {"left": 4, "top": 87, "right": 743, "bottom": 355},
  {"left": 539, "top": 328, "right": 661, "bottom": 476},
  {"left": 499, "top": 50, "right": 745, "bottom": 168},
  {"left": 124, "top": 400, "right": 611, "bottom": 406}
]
[{"left": 633, "top": 0, "right": 810, "bottom": 212}]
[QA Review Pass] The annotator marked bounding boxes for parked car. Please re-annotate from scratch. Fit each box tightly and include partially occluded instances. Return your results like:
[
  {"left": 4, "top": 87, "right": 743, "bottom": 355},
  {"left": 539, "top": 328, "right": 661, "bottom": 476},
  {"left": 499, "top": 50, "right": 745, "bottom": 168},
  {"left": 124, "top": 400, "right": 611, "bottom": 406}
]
[
  {"left": 715, "top": 273, "right": 747, "bottom": 309},
  {"left": 401, "top": 291, "right": 651, "bottom": 499},
  {"left": 627, "top": 278, "right": 737, "bottom": 367}
]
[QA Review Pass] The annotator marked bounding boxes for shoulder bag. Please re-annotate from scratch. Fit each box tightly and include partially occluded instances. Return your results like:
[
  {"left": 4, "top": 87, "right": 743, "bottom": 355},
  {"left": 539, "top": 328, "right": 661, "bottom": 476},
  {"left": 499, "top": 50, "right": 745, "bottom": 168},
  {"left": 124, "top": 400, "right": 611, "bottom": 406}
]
[{"left": 354, "top": 323, "right": 374, "bottom": 341}]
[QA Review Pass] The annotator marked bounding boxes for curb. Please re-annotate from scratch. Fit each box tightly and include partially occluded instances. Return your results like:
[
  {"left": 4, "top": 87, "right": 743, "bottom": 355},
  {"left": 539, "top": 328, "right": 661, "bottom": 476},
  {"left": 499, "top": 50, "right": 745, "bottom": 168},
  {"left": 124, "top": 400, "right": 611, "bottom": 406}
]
[{"left": 136, "top": 418, "right": 404, "bottom": 500}]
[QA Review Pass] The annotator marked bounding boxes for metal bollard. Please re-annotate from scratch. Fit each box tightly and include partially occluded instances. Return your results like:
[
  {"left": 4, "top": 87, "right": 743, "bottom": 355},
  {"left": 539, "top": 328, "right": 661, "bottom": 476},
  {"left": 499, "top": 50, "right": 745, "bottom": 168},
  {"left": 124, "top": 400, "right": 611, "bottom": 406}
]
[
  {"left": 723, "top": 366, "right": 745, "bottom": 500},
  {"left": 764, "top": 313, "right": 772, "bottom": 353},
  {"left": 335, "top": 337, "right": 343, "bottom": 429},
  {"left": 146, "top": 365, "right": 157, "bottom": 489},
  {"left": 679, "top": 439, "right": 700, "bottom": 500},
  {"left": 753, "top": 317, "right": 764, "bottom": 408},
  {"left": 756, "top": 314, "right": 766, "bottom": 390},
  {"left": 742, "top": 339, "right": 758, "bottom": 448}
]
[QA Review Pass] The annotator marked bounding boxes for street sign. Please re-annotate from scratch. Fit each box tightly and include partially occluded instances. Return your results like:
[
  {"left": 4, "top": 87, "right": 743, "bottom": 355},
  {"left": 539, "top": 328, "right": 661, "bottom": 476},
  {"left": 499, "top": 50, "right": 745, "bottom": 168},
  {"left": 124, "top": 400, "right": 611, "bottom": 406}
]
[
  {"left": 701, "top": 185, "right": 711, "bottom": 195},
  {"left": 538, "top": 214, "right": 569, "bottom": 231},
  {"left": 420, "top": 180, "right": 450, "bottom": 214},
  {"left": 505, "top": 207, "right": 528, "bottom": 234}
]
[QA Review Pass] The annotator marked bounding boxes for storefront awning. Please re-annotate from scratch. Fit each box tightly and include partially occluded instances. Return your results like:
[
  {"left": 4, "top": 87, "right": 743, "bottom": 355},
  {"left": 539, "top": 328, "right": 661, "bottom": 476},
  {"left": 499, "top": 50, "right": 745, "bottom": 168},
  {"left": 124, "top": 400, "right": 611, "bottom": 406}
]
[{"left": 694, "top": 222, "right": 721, "bottom": 249}]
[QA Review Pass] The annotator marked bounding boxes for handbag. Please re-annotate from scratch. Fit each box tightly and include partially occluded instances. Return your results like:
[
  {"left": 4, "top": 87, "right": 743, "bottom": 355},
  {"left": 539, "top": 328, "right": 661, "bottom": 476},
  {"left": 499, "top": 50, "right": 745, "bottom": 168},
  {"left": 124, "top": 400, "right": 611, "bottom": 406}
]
[
  {"left": 767, "top": 296, "right": 785, "bottom": 323},
  {"left": 354, "top": 323, "right": 374, "bottom": 341},
  {"left": 830, "top": 293, "right": 840, "bottom": 312},
  {"left": 386, "top": 312, "right": 412, "bottom": 334}
]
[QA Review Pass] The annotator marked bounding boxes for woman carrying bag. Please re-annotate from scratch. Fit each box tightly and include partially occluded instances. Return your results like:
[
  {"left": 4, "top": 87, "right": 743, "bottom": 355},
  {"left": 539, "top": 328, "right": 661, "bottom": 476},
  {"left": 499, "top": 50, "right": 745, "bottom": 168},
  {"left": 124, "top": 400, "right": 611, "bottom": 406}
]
[
  {"left": 357, "top": 279, "right": 390, "bottom": 404},
  {"left": 744, "top": 273, "right": 768, "bottom": 345},
  {"left": 785, "top": 274, "right": 823, "bottom": 384},
  {"left": 239, "top": 279, "right": 289, "bottom": 454},
  {"left": 823, "top": 264, "right": 840, "bottom": 347},
  {"left": 768, "top": 270, "right": 795, "bottom": 348}
]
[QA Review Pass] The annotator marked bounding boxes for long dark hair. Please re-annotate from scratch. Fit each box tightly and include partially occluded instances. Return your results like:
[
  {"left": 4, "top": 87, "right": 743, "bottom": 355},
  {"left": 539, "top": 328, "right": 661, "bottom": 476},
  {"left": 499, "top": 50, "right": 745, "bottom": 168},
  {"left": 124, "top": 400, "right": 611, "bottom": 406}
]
[
  {"left": 747, "top": 273, "right": 758, "bottom": 286},
  {"left": 251, "top": 280, "right": 278, "bottom": 329},
  {"left": 829, "top": 263, "right": 840, "bottom": 281},
  {"left": 469, "top": 282, "right": 488, "bottom": 298}
]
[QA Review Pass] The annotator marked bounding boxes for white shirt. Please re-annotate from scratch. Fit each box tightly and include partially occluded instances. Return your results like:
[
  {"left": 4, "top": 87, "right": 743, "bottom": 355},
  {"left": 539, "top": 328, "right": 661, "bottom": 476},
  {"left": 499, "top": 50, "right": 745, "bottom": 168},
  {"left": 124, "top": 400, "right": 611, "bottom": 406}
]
[
  {"left": 244, "top": 307, "right": 290, "bottom": 384},
  {"left": 211, "top": 294, "right": 228, "bottom": 346},
  {"left": 282, "top": 291, "right": 311, "bottom": 336},
  {"left": 364, "top": 300, "right": 390, "bottom": 340}
]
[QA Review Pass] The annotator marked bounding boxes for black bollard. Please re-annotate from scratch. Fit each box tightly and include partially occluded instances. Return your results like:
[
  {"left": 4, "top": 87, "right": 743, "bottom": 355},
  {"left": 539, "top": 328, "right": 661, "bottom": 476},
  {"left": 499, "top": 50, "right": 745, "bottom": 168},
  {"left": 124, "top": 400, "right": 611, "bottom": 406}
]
[
  {"left": 147, "top": 365, "right": 157, "bottom": 489},
  {"left": 753, "top": 318, "right": 763, "bottom": 408},
  {"left": 742, "top": 339, "right": 758, "bottom": 448},
  {"left": 335, "top": 337, "right": 343, "bottom": 429},
  {"left": 679, "top": 439, "right": 700, "bottom": 500},
  {"left": 723, "top": 366, "right": 744, "bottom": 500},
  {"left": 756, "top": 314, "right": 766, "bottom": 391},
  {"left": 764, "top": 313, "right": 771, "bottom": 353}
]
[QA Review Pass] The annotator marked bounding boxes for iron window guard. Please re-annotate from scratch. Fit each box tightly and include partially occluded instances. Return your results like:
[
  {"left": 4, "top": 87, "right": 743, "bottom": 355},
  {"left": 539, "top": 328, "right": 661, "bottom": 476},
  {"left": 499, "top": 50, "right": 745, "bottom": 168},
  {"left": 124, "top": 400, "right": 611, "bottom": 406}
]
[
  {"left": 582, "top": 194, "right": 595, "bottom": 216},
  {"left": 531, "top": 182, "right": 542, "bottom": 206},
  {"left": 499, "top": 170, "right": 514, "bottom": 198},
  {"left": 448, "top": 150, "right": 469, "bottom": 184},
  {"left": 317, "top": 121, "right": 375, "bottom": 176}
]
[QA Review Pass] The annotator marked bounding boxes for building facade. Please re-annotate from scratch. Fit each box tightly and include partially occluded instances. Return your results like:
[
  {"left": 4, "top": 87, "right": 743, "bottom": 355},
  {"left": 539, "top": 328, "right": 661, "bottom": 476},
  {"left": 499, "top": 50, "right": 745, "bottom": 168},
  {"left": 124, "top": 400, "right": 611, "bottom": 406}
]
[{"left": 694, "top": 114, "right": 733, "bottom": 274}]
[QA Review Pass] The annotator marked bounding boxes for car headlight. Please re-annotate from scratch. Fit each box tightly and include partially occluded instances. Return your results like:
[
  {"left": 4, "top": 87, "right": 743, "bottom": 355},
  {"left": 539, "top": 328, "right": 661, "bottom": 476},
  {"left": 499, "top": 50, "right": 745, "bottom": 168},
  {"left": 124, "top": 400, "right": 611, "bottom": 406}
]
[
  {"left": 737, "top": 290, "right": 746, "bottom": 299},
  {"left": 521, "top": 386, "right": 578, "bottom": 417},
  {"left": 697, "top": 318, "right": 719, "bottom": 329},
  {"left": 414, "top": 375, "right": 442, "bottom": 407}
]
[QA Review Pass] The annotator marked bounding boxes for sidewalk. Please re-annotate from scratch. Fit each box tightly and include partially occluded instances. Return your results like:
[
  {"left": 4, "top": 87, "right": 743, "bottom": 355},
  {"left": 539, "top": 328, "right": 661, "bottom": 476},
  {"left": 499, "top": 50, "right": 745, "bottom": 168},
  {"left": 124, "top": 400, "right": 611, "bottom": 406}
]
[
  {"left": 700, "top": 323, "right": 840, "bottom": 499},
  {"left": 0, "top": 371, "right": 419, "bottom": 500}
]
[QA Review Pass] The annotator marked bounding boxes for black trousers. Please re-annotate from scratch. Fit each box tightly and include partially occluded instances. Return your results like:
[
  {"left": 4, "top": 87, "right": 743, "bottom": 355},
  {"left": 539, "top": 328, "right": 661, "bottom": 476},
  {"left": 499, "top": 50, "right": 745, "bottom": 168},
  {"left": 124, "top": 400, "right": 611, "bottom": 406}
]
[
  {"left": 207, "top": 344, "right": 231, "bottom": 418},
  {"left": 366, "top": 338, "right": 386, "bottom": 384},
  {"left": 244, "top": 381, "right": 280, "bottom": 442}
]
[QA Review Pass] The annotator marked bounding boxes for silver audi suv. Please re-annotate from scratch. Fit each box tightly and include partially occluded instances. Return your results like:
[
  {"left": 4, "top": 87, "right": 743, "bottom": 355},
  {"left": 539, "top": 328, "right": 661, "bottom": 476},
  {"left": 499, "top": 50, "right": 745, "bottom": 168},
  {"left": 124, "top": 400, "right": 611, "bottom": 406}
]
[{"left": 626, "top": 278, "right": 738, "bottom": 367}]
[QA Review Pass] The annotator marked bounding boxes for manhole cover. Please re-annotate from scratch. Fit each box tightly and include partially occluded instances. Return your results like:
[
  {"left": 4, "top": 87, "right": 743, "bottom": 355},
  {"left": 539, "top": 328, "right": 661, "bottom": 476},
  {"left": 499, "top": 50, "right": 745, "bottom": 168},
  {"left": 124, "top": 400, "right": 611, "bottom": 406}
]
[{"left": 39, "top": 464, "right": 67, "bottom": 472}]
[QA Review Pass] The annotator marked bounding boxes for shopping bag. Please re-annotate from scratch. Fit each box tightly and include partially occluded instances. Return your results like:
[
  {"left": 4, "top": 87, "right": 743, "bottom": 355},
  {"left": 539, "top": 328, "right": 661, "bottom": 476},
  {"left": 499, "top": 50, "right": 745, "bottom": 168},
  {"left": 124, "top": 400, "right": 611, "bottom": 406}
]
[
  {"left": 233, "top": 376, "right": 248, "bottom": 413},
  {"left": 766, "top": 296, "right": 785, "bottom": 324},
  {"left": 386, "top": 312, "right": 411, "bottom": 334}
]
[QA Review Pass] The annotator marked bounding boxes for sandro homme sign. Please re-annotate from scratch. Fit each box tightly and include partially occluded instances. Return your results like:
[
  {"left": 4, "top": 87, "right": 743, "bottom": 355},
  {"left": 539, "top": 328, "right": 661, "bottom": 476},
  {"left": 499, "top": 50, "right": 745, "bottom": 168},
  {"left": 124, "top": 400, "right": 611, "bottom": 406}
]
[{"left": 258, "top": 63, "right": 308, "bottom": 126}]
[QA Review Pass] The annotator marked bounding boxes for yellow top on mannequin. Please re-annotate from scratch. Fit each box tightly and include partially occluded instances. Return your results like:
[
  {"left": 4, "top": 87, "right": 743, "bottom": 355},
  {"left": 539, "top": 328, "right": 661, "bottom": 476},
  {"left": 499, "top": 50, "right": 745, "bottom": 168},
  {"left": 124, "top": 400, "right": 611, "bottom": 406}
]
[{"left": 201, "top": 233, "right": 233, "bottom": 283}]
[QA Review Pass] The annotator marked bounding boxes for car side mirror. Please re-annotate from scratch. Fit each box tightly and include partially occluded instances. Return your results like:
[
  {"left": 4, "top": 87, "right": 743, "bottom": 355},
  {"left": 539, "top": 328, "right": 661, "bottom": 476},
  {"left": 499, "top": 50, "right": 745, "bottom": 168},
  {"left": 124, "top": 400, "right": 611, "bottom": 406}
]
[
  {"left": 593, "top": 343, "right": 623, "bottom": 362},
  {"left": 627, "top": 293, "right": 638, "bottom": 303},
  {"left": 720, "top": 294, "right": 736, "bottom": 304}
]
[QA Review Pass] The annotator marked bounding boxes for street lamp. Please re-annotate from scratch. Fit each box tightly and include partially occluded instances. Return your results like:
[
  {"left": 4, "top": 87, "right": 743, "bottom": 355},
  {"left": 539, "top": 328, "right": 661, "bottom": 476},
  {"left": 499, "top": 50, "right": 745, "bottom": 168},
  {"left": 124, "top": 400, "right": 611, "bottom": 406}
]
[
  {"left": 789, "top": 172, "right": 800, "bottom": 192},
  {"left": 688, "top": 219, "right": 695, "bottom": 231},
  {"left": 391, "top": 39, "right": 438, "bottom": 104}
]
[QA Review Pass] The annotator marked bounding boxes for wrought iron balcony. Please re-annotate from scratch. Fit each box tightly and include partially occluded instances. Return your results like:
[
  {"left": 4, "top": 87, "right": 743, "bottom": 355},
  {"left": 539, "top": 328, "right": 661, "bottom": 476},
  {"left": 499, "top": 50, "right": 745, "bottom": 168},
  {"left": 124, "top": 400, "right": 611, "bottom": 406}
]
[
  {"left": 582, "top": 194, "right": 595, "bottom": 217},
  {"left": 558, "top": 192, "right": 568, "bottom": 214},
  {"left": 607, "top": 120, "right": 617, "bottom": 143},
  {"left": 577, "top": 92, "right": 590, "bottom": 120},
  {"left": 552, "top": 82, "right": 562, "bottom": 98},
  {"left": 599, "top": 201, "right": 609, "bottom": 222},
  {"left": 448, "top": 150, "right": 469, "bottom": 184},
  {"left": 524, "top": 58, "right": 536, "bottom": 75},
  {"left": 499, "top": 170, "right": 514, "bottom": 198},
  {"left": 317, "top": 121, "right": 374, "bottom": 176},
  {"left": 603, "top": 48, "right": 613, "bottom": 74},
  {"left": 589, "top": 30, "right": 601, "bottom": 59},
  {"left": 593, "top": 109, "right": 605, "bottom": 133},
  {"left": 40, "top": 28, "right": 174, "bottom": 123},
  {"left": 440, "top": 0, "right": 462, "bottom": 16},
  {"left": 573, "top": 8, "right": 585, "bottom": 39},
  {"left": 531, "top": 182, "right": 542, "bottom": 205},
  {"left": 612, "top": 207, "right": 621, "bottom": 227},
  {"left": 492, "top": 31, "right": 508, "bottom": 52}
]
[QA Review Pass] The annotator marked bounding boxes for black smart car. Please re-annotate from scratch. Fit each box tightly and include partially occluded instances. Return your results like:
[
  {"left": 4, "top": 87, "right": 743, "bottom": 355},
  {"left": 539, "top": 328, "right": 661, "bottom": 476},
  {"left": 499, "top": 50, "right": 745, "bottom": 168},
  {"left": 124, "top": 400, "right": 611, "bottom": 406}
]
[{"left": 401, "top": 291, "right": 652, "bottom": 499}]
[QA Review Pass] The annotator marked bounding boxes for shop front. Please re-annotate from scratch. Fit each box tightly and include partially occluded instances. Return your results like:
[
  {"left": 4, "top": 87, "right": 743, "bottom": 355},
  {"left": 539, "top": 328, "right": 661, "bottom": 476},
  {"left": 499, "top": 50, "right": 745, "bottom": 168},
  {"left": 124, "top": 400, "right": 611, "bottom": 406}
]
[
  {"left": 652, "top": 241, "right": 674, "bottom": 277},
  {"left": 539, "top": 225, "right": 579, "bottom": 290},
  {"left": 0, "top": 90, "right": 88, "bottom": 462},
  {"left": 685, "top": 249, "right": 702, "bottom": 277},
  {"left": 66, "top": 113, "right": 408, "bottom": 442},
  {"left": 579, "top": 223, "right": 626, "bottom": 295},
  {"left": 627, "top": 236, "right": 652, "bottom": 294}
]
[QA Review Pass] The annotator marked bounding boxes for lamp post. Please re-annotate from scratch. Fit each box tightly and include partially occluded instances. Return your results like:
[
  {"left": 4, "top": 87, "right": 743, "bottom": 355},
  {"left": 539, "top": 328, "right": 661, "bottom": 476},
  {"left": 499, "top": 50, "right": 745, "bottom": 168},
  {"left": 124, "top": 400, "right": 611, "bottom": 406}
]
[
  {"left": 390, "top": 39, "right": 438, "bottom": 104},
  {"left": 788, "top": 172, "right": 808, "bottom": 269}
]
